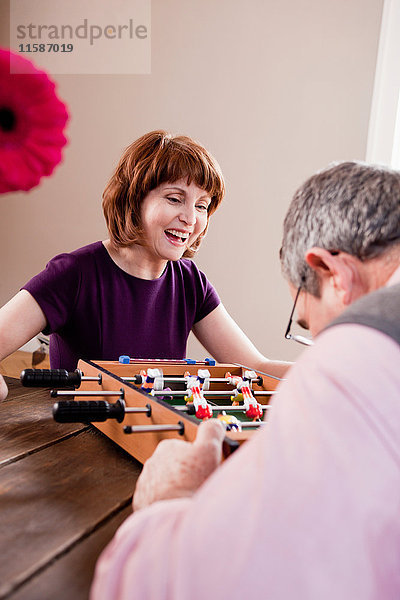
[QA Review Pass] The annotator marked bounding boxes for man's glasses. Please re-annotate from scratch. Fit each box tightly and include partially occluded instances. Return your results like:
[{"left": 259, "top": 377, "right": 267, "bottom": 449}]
[{"left": 284, "top": 285, "right": 314, "bottom": 347}]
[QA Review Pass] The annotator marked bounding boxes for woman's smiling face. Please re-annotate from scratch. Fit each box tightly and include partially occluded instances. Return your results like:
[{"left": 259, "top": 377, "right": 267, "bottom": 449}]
[{"left": 139, "top": 178, "right": 211, "bottom": 263}]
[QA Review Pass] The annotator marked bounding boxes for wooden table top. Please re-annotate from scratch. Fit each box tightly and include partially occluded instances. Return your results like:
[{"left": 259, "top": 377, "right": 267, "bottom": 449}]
[{"left": 0, "top": 377, "right": 142, "bottom": 600}]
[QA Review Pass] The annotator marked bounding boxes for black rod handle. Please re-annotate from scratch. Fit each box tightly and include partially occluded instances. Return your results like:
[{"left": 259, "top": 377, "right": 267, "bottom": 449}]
[
  {"left": 53, "top": 399, "right": 126, "bottom": 423},
  {"left": 20, "top": 368, "right": 82, "bottom": 388}
]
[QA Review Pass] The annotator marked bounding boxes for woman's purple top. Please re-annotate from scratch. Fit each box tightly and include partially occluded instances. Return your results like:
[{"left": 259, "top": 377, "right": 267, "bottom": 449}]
[{"left": 22, "top": 241, "right": 220, "bottom": 370}]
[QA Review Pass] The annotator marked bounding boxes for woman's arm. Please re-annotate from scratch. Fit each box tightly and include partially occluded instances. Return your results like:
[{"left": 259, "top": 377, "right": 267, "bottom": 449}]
[
  {"left": 192, "top": 304, "right": 292, "bottom": 379},
  {"left": 0, "top": 290, "right": 47, "bottom": 401}
]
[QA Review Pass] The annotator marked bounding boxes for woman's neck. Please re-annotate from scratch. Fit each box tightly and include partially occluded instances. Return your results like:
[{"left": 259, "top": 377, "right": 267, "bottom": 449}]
[{"left": 102, "top": 240, "right": 167, "bottom": 279}]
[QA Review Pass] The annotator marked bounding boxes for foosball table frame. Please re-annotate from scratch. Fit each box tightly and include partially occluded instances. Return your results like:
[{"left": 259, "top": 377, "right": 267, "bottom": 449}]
[{"left": 71, "top": 359, "right": 280, "bottom": 463}]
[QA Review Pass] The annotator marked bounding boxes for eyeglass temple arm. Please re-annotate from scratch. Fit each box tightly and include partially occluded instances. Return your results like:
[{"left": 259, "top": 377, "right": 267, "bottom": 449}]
[{"left": 284, "top": 285, "right": 302, "bottom": 339}]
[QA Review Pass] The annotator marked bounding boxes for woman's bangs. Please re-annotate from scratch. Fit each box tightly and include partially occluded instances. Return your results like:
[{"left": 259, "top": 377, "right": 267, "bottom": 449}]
[{"left": 155, "top": 149, "right": 223, "bottom": 205}]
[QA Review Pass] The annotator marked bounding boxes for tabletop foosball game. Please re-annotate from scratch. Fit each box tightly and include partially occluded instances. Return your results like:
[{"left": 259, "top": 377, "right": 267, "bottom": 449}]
[{"left": 20, "top": 357, "right": 283, "bottom": 463}]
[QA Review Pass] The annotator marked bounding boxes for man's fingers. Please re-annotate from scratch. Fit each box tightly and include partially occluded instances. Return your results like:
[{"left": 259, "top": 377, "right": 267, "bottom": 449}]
[
  {"left": 133, "top": 420, "right": 227, "bottom": 510},
  {"left": 0, "top": 375, "right": 8, "bottom": 402},
  {"left": 194, "top": 419, "right": 226, "bottom": 448}
]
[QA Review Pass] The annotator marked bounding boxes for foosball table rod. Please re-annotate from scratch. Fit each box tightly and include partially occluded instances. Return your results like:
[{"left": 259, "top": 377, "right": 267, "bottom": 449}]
[
  {"left": 20, "top": 369, "right": 265, "bottom": 390},
  {"left": 53, "top": 400, "right": 152, "bottom": 423},
  {"left": 50, "top": 389, "right": 125, "bottom": 398},
  {"left": 122, "top": 422, "right": 264, "bottom": 434},
  {"left": 52, "top": 400, "right": 265, "bottom": 439},
  {"left": 131, "top": 374, "right": 264, "bottom": 386},
  {"left": 123, "top": 423, "right": 185, "bottom": 435},
  {"left": 50, "top": 389, "right": 275, "bottom": 399},
  {"left": 150, "top": 390, "right": 276, "bottom": 397},
  {"left": 52, "top": 399, "right": 269, "bottom": 424},
  {"left": 21, "top": 368, "right": 102, "bottom": 388}
]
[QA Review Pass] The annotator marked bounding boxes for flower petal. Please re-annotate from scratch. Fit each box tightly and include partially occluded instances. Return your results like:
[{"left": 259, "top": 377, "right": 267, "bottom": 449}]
[{"left": 0, "top": 46, "right": 69, "bottom": 194}]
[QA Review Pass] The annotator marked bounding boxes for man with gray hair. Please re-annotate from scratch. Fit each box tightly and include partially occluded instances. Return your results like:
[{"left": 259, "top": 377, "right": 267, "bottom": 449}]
[
  {"left": 91, "top": 162, "right": 400, "bottom": 600},
  {"left": 280, "top": 161, "right": 400, "bottom": 338}
]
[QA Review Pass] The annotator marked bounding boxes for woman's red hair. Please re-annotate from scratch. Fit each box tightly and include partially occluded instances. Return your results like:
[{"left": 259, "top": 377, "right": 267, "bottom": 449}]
[{"left": 102, "top": 130, "right": 225, "bottom": 257}]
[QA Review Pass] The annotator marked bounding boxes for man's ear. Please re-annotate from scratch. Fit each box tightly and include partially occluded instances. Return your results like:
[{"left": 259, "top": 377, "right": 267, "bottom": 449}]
[{"left": 304, "top": 247, "right": 360, "bottom": 305}]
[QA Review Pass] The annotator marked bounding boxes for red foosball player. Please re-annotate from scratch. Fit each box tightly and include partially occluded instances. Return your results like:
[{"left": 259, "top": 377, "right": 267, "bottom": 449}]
[
  {"left": 185, "top": 385, "right": 213, "bottom": 420},
  {"left": 241, "top": 385, "right": 263, "bottom": 420}
]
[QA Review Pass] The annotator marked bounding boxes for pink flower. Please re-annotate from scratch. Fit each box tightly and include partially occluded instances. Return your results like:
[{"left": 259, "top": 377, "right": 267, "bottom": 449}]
[{"left": 0, "top": 48, "right": 69, "bottom": 193}]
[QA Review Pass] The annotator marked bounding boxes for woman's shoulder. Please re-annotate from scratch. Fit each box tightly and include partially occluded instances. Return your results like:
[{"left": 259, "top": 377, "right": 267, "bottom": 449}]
[
  {"left": 33, "top": 242, "right": 106, "bottom": 285},
  {"left": 68, "top": 241, "right": 104, "bottom": 260},
  {"left": 48, "top": 241, "right": 105, "bottom": 268}
]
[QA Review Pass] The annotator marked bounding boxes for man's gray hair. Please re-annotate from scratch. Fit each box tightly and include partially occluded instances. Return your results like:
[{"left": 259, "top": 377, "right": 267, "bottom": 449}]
[{"left": 280, "top": 161, "right": 400, "bottom": 295}]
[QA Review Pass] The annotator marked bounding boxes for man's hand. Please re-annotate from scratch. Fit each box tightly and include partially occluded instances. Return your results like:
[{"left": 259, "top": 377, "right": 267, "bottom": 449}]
[
  {"left": 0, "top": 374, "right": 8, "bottom": 402},
  {"left": 133, "top": 419, "right": 226, "bottom": 511}
]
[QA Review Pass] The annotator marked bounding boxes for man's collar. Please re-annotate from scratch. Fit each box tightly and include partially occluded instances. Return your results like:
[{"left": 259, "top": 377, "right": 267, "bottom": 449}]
[{"left": 386, "top": 263, "right": 400, "bottom": 287}]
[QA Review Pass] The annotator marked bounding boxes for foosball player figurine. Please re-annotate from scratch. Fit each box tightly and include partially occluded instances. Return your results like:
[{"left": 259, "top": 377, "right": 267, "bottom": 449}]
[
  {"left": 194, "top": 369, "right": 211, "bottom": 390},
  {"left": 138, "top": 368, "right": 163, "bottom": 393},
  {"left": 217, "top": 412, "right": 242, "bottom": 431},
  {"left": 185, "top": 385, "right": 213, "bottom": 420},
  {"left": 225, "top": 371, "right": 243, "bottom": 406},
  {"left": 241, "top": 385, "right": 263, "bottom": 420}
]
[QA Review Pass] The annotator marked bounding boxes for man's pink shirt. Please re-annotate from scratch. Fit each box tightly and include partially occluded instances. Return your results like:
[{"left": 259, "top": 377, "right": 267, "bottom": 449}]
[{"left": 91, "top": 266, "right": 400, "bottom": 599}]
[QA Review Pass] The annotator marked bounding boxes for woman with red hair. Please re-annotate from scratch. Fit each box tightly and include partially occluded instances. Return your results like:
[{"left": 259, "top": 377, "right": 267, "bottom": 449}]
[{"left": 0, "top": 130, "right": 288, "bottom": 400}]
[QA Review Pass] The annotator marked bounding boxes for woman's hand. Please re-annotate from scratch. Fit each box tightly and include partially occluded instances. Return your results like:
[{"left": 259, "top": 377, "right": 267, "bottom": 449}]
[
  {"left": 0, "top": 290, "right": 47, "bottom": 404},
  {"left": 133, "top": 419, "right": 226, "bottom": 511}
]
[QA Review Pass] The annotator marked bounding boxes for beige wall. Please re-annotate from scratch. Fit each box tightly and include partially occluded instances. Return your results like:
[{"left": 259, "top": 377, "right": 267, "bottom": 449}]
[{"left": 0, "top": 0, "right": 383, "bottom": 363}]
